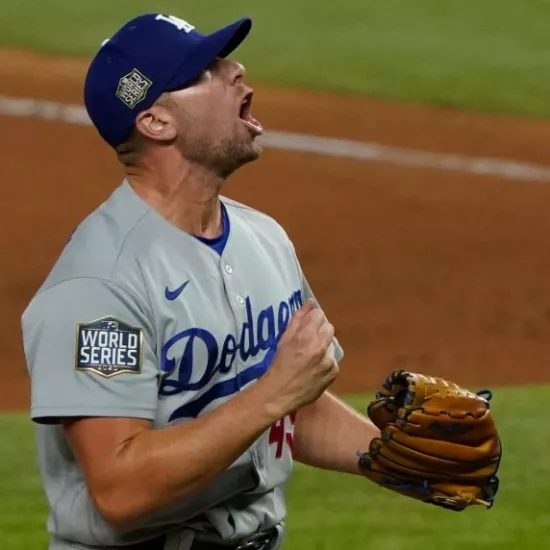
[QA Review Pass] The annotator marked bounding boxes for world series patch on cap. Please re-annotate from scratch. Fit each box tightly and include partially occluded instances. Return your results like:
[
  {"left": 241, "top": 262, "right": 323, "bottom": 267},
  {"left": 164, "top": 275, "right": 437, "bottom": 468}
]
[
  {"left": 75, "top": 316, "right": 143, "bottom": 377},
  {"left": 116, "top": 69, "right": 153, "bottom": 109}
]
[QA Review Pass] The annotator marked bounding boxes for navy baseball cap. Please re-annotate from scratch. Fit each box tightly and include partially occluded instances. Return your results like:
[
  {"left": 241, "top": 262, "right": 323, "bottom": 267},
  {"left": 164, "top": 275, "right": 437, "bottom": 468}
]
[{"left": 84, "top": 13, "right": 252, "bottom": 148}]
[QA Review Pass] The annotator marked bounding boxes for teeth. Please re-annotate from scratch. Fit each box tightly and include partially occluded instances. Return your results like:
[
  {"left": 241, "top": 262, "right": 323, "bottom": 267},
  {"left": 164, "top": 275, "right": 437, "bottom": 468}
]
[{"left": 240, "top": 94, "right": 253, "bottom": 120}]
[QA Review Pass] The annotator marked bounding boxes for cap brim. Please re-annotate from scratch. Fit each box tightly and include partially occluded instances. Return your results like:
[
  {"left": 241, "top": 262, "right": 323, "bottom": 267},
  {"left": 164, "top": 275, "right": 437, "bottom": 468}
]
[
  {"left": 166, "top": 17, "right": 252, "bottom": 90},
  {"left": 214, "top": 17, "right": 252, "bottom": 58}
]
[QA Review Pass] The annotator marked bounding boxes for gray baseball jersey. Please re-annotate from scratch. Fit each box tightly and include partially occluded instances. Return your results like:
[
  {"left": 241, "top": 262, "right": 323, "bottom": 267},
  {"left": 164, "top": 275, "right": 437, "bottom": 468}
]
[{"left": 21, "top": 180, "right": 344, "bottom": 549}]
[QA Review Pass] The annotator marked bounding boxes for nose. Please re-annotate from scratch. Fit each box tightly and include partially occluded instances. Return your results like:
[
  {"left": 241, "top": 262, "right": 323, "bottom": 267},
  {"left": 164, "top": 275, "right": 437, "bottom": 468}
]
[{"left": 222, "top": 58, "right": 246, "bottom": 84}]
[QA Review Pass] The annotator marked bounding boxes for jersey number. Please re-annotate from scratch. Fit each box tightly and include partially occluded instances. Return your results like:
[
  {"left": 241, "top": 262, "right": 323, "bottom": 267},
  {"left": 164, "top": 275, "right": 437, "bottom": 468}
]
[{"left": 268, "top": 413, "right": 296, "bottom": 459}]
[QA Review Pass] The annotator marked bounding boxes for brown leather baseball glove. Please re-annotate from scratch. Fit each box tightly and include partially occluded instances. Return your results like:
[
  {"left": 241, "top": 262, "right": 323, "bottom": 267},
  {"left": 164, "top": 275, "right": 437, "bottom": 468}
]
[{"left": 358, "top": 369, "right": 502, "bottom": 511}]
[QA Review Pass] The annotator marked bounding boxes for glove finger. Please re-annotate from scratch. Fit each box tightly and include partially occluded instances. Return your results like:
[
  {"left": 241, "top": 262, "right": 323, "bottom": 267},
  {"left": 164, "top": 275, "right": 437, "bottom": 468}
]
[
  {"left": 398, "top": 406, "right": 498, "bottom": 444},
  {"left": 375, "top": 432, "right": 501, "bottom": 481},
  {"left": 367, "top": 398, "right": 397, "bottom": 430},
  {"left": 381, "top": 432, "right": 498, "bottom": 475},
  {"left": 372, "top": 370, "right": 464, "bottom": 418},
  {"left": 359, "top": 450, "right": 500, "bottom": 510},
  {"left": 371, "top": 446, "right": 449, "bottom": 481},
  {"left": 359, "top": 453, "right": 434, "bottom": 498},
  {"left": 386, "top": 424, "right": 501, "bottom": 464}
]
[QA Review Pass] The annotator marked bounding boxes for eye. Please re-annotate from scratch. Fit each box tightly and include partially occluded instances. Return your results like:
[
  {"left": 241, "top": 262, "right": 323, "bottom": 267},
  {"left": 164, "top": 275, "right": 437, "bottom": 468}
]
[
  {"left": 183, "top": 69, "right": 209, "bottom": 88},
  {"left": 206, "top": 58, "right": 222, "bottom": 74},
  {"left": 197, "top": 62, "right": 217, "bottom": 82},
  {"left": 181, "top": 59, "right": 219, "bottom": 90}
]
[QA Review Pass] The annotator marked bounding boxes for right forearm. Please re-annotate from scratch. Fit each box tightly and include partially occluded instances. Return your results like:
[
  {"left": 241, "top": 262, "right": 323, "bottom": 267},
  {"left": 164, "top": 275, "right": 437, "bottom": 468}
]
[{"left": 95, "top": 381, "right": 282, "bottom": 528}]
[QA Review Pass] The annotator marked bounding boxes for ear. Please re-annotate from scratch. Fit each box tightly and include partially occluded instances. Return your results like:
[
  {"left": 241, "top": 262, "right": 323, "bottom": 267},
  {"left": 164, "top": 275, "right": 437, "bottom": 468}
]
[{"left": 134, "top": 104, "right": 177, "bottom": 143}]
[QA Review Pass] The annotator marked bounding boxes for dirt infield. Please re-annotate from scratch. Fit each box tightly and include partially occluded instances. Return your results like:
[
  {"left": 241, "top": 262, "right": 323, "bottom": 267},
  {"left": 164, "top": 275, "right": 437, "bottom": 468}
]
[{"left": 2, "top": 49, "right": 550, "bottom": 412}]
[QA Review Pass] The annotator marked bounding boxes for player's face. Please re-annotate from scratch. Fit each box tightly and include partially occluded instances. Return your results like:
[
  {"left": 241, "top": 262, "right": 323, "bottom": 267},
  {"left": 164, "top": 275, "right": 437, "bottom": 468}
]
[{"left": 167, "top": 58, "right": 263, "bottom": 178}]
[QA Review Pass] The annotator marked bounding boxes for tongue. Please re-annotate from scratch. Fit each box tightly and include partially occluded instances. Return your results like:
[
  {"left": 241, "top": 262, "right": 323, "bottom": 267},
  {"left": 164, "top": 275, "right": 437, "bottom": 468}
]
[{"left": 243, "top": 113, "right": 264, "bottom": 135}]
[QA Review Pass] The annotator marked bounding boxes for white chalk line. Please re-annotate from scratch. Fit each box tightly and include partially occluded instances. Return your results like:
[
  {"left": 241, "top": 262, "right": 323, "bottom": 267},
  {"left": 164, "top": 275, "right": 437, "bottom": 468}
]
[{"left": 2, "top": 94, "right": 550, "bottom": 182}]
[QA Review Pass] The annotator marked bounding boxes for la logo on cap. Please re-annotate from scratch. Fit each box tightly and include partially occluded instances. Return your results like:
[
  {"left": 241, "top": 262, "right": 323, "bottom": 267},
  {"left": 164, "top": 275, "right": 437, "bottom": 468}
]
[
  {"left": 116, "top": 69, "right": 153, "bottom": 109},
  {"left": 155, "top": 14, "right": 195, "bottom": 33}
]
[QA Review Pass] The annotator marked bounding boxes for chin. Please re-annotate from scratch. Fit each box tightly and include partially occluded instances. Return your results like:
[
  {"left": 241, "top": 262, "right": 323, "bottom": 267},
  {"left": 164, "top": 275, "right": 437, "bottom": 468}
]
[
  {"left": 235, "top": 139, "right": 263, "bottom": 165},
  {"left": 217, "top": 147, "right": 261, "bottom": 179},
  {"left": 213, "top": 134, "right": 263, "bottom": 177},
  {"left": 248, "top": 141, "right": 263, "bottom": 160}
]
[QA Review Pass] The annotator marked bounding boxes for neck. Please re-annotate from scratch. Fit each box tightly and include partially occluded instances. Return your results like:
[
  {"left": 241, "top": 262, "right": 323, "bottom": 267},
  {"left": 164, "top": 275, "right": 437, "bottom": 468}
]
[{"left": 126, "top": 151, "right": 225, "bottom": 238}]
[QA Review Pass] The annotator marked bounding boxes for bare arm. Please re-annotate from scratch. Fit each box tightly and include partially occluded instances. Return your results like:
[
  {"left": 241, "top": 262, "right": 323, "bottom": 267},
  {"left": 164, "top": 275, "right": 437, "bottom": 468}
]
[
  {"left": 292, "top": 391, "right": 380, "bottom": 475},
  {"left": 64, "top": 382, "right": 282, "bottom": 530},
  {"left": 64, "top": 299, "right": 338, "bottom": 529}
]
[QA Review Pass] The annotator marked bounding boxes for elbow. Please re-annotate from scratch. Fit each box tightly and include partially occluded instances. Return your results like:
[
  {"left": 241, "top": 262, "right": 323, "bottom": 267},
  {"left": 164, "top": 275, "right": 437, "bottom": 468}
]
[{"left": 91, "top": 487, "right": 144, "bottom": 531}]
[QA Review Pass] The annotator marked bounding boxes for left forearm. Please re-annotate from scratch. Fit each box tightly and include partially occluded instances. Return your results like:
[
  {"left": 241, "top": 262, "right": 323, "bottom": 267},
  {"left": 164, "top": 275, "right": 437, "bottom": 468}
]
[{"left": 292, "top": 391, "right": 380, "bottom": 475}]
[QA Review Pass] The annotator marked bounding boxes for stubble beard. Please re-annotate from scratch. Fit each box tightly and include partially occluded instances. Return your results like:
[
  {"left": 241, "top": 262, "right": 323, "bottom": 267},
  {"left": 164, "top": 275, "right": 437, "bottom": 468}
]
[{"left": 181, "top": 131, "right": 262, "bottom": 180}]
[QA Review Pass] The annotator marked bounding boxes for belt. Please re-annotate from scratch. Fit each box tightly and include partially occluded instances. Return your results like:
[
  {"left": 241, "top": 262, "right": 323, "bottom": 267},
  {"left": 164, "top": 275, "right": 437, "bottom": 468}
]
[
  {"left": 119, "top": 526, "right": 278, "bottom": 550},
  {"left": 191, "top": 526, "right": 279, "bottom": 550}
]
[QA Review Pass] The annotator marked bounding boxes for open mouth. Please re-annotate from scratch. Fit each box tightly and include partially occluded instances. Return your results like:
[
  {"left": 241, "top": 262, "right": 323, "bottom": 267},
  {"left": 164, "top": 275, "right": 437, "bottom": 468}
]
[{"left": 239, "top": 92, "right": 263, "bottom": 137}]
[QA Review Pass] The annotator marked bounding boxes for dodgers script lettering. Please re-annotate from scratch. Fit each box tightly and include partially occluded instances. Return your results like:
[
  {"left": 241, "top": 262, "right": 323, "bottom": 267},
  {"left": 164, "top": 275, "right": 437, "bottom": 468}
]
[{"left": 159, "top": 290, "right": 303, "bottom": 418}]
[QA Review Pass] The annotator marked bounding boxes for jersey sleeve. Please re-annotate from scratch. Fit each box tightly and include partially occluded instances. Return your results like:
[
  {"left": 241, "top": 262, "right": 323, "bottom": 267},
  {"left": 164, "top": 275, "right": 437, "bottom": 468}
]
[{"left": 21, "top": 277, "right": 159, "bottom": 424}]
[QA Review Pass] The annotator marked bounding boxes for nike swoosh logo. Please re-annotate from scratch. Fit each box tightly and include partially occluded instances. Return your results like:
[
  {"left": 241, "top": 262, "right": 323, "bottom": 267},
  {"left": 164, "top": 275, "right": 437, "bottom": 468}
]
[{"left": 165, "top": 280, "right": 190, "bottom": 301}]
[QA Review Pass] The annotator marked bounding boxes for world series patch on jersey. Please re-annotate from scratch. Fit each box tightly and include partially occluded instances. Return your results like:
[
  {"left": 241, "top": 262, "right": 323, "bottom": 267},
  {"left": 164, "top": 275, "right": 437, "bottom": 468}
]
[{"left": 75, "top": 316, "right": 143, "bottom": 377}]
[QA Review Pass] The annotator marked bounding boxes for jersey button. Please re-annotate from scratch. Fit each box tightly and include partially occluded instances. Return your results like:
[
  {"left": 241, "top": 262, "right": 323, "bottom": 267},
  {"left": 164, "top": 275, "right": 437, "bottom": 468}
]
[
  {"left": 225, "top": 264, "right": 233, "bottom": 274},
  {"left": 236, "top": 294, "right": 245, "bottom": 304}
]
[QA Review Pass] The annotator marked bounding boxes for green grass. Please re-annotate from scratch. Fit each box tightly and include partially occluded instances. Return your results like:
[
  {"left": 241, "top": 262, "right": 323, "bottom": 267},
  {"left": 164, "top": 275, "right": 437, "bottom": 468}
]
[
  {"left": 0, "top": 413, "right": 49, "bottom": 550},
  {"left": 1, "top": 385, "right": 549, "bottom": 549},
  {"left": 2, "top": 1, "right": 550, "bottom": 116}
]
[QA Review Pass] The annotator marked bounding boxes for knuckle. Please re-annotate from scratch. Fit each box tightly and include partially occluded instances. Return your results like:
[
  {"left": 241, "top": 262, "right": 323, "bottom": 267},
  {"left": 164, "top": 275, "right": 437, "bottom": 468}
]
[
  {"left": 308, "top": 312, "right": 320, "bottom": 325},
  {"left": 318, "top": 353, "right": 332, "bottom": 369},
  {"left": 312, "top": 345, "right": 326, "bottom": 360},
  {"left": 320, "top": 319, "right": 333, "bottom": 334}
]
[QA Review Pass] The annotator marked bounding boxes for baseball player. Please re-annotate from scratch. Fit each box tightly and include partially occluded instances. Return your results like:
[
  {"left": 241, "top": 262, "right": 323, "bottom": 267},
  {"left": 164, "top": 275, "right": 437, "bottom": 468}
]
[
  {"left": 21, "top": 12, "right": 383, "bottom": 550},
  {"left": 21, "top": 9, "right": 502, "bottom": 550},
  {"left": 21, "top": 11, "right": 503, "bottom": 550}
]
